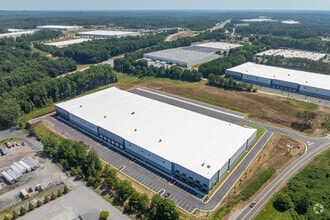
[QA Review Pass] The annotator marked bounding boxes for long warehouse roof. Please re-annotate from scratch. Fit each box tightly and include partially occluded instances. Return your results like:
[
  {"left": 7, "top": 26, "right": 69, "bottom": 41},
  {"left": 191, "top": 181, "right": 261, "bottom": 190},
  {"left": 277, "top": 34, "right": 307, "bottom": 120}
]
[
  {"left": 227, "top": 62, "right": 330, "bottom": 90},
  {"left": 78, "top": 30, "right": 138, "bottom": 36},
  {"left": 56, "top": 87, "right": 256, "bottom": 179}
]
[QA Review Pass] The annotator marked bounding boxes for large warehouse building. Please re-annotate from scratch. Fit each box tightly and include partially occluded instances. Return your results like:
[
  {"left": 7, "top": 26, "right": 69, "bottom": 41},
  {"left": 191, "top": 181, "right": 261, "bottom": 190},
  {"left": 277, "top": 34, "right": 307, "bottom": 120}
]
[
  {"left": 226, "top": 62, "right": 330, "bottom": 100},
  {"left": 256, "top": 49, "right": 327, "bottom": 61},
  {"left": 36, "top": 25, "right": 83, "bottom": 31},
  {"left": 77, "top": 30, "right": 140, "bottom": 39},
  {"left": 55, "top": 87, "right": 257, "bottom": 193},
  {"left": 143, "top": 42, "right": 241, "bottom": 67}
]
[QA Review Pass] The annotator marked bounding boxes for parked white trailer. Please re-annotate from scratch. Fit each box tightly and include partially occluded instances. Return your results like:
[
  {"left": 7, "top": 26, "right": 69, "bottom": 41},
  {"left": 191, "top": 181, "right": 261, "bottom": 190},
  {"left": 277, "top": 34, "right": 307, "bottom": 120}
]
[
  {"left": 10, "top": 165, "right": 22, "bottom": 176},
  {"left": 13, "top": 162, "right": 27, "bottom": 173},
  {"left": 1, "top": 171, "right": 15, "bottom": 184},
  {"left": 18, "top": 161, "right": 32, "bottom": 172},
  {"left": 6, "top": 169, "right": 20, "bottom": 181},
  {"left": 23, "top": 158, "right": 38, "bottom": 169}
]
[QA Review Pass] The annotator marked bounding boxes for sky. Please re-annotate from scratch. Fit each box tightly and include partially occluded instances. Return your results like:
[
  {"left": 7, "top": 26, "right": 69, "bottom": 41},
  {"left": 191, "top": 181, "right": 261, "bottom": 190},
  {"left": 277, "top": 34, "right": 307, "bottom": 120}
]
[{"left": 1, "top": 0, "right": 330, "bottom": 11}]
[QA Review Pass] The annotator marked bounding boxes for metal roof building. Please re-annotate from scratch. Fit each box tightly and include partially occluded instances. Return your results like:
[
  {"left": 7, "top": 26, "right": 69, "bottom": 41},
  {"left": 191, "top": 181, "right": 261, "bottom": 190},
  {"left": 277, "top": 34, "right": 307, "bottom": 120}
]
[
  {"left": 226, "top": 62, "right": 330, "bottom": 99},
  {"left": 36, "top": 25, "right": 82, "bottom": 31},
  {"left": 44, "top": 38, "right": 90, "bottom": 48},
  {"left": 0, "top": 30, "right": 37, "bottom": 39},
  {"left": 55, "top": 87, "right": 256, "bottom": 193},
  {"left": 77, "top": 30, "right": 139, "bottom": 39},
  {"left": 143, "top": 42, "right": 241, "bottom": 67},
  {"left": 256, "top": 49, "right": 327, "bottom": 61}
]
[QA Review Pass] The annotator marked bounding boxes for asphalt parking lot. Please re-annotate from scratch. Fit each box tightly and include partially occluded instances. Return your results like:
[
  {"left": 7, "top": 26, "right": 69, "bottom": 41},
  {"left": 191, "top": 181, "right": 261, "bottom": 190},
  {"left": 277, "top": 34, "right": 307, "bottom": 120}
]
[{"left": 46, "top": 115, "right": 202, "bottom": 213}]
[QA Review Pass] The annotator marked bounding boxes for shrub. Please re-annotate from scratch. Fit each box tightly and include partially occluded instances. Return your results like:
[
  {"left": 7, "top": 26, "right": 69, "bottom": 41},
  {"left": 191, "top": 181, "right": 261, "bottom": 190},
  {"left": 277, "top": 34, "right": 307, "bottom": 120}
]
[
  {"left": 44, "top": 195, "right": 49, "bottom": 204},
  {"left": 51, "top": 192, "right": 56, "bottom": 200},
  {"left": 99, "top": 210, "right": 109, "bottom": 220},
  {"left": 20, "top": 206, "right": 27, "bottom": 216},
  {"left": 57, "top": 189, "right": 62, "bottom": 197},
  {"left": 36, "top": 200, "right": 42, "bottom": 207},
  {"left": 12, "top": 211, "right": 18, "bottom": 219},
  {"left": 63, "top": 185, "right": 69, "bottom": 194},
  {"left": 28, "top": 202, "right": 34, "bottom": 211}
]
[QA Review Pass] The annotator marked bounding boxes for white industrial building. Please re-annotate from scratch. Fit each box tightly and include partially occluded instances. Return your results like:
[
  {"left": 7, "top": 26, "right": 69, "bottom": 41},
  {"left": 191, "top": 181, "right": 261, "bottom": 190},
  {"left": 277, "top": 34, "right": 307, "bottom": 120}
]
[
  {"left": 143, "top": 42, "right": 241, "bottom": 67},
  {"left": 44, "top": 38, "right": 91, "bottom": 48},
  {"left": 0, "top": 30, "right": 37, "bottom": 38},
  {"left": 36, "top": 25, "right": 82, "bottom": 31},
  {"left": 55, "top": 87, "right": 257, "bottom": 193},
  {"left": 226, "top": 62, "right": 330, "bottom": 100},
  {"left": 77, "top": 30, "right": 139, "bottom": 39},
  {"left": 256, "top": 49, "right": 327, "bottom": 61}
]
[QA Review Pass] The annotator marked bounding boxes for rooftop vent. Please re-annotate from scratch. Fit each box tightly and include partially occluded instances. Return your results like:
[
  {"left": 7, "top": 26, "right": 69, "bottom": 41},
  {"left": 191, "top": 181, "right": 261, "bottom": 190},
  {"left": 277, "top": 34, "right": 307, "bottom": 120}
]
[
  {"left": 104, "top": 115, "right": 107, "bottom": 118},
  {"left": 80, "top": 105, "right": 82, "bottom": 108},
  {"left": 159, "top": 139, "right": 162, "bottom": 142},
  {"left": 131, "top": 112, "right": 135, "bottom": 115},
  {"left": 134, "top": 128, "right": 137, "bottom": 132},
  {"left": 201, "top": 163, "right": 205, "bottom": 167},
  {"left": 207, "top": 165, "right": 211, "bottom": 168}
]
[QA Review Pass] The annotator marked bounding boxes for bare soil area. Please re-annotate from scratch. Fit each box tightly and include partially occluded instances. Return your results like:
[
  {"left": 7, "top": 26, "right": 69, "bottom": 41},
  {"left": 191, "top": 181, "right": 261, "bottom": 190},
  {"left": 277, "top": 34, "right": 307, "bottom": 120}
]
[{"left": 165, "top": 31, "right": 198, "bottom": 42}]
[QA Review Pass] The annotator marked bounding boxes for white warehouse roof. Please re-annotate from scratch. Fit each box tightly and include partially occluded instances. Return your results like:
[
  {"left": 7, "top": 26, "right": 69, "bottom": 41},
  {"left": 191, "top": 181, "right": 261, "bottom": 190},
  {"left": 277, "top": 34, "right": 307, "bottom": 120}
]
[
  {"left": 227, "top": 62, "right": 330, "bottom": 90},
  {"left": 56, "top": 87, "right": 256, "bottom": 179},
  {"left": 36, "top": 25, "right": 82, "bottom": 30},
  {"left": 45, "top": 38, "right": 90, "bottom": 48},
  {"left": 77, "top": 30, "right": 139, "bottom": 37},
  {"left": 196, "top": 42, "right": 241, "bottom": 50},
  {"left": 256, "top": 49, "right": 326, "bottom": 61}
]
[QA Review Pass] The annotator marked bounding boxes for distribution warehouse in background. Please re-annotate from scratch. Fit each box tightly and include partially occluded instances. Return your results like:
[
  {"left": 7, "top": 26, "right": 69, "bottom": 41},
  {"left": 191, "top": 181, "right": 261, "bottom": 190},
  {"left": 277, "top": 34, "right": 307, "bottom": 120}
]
[
  {"left": 44, "top": 38, "right": 91, "bottom": 48},
  {"left": 143, "top": 42, "right": 242, "bottom": 67},
  {"left": 77, "top": 30, "right": 140, "bottom": 39},
  {"left": 256, "top": 49, "right": 327, "bottom": 61},
  {"left": 225, "top": 62, "right": 330, "bottom": 100},
  {"left": 36, "top": 25, "right": 83, "bottom": 31},
  {"left": 55, "top": 87, "right": 257, "bottom": 193}
]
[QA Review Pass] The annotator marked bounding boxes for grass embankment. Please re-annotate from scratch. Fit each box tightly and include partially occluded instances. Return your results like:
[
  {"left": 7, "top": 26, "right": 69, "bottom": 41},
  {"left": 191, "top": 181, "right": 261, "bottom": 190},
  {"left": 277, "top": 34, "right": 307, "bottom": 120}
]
[
  {"left": 211, "top": 133, "right": 304, "bottom": 220},
  {"left": 255, "top": 148, "right": 330, "bottom": 220}
]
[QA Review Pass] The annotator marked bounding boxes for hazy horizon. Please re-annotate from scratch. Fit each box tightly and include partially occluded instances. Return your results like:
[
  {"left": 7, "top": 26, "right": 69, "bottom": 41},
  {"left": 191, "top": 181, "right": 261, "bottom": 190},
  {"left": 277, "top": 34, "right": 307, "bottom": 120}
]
[{"left": 2, "top": 0, "right": 330, "bottom": 11}]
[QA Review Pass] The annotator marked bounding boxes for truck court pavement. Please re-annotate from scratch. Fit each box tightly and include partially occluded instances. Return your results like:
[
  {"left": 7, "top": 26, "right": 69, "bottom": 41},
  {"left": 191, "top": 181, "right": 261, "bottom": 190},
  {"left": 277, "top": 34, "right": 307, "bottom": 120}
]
[{"left": 38, "top": 87, "right": 329, "bottom": 214}]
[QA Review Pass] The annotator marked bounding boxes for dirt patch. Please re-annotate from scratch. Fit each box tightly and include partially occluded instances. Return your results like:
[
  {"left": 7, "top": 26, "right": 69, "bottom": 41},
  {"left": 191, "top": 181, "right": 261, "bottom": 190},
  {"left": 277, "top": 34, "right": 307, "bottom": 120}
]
[
  {"left": 223, "top": 133, "right": 305, "bottom": 220},
  {"left": 165, "top": 31, "right": 198, "bottom": 42}
]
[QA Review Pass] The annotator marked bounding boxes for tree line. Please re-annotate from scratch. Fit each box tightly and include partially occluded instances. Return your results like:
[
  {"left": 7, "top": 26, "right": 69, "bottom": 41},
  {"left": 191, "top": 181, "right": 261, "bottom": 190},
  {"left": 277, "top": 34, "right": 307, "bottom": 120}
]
[
  {"left": 207, "top": 74, "right": 255, "bottom": 92},
  {"left": 260, "top": 56, "right": 330, "bottom": 75},
  {"left": 114, "top": 56, "right": 202, "bottom": 82},
  {"left": 35, "top": 129, "right": 179, "bottom": 220},
  {"left": 198, "top": 44, "right": 259, "bottom": 78},
  {"left": 0, "top": 64, "right": 117, "bottom": 129}
]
